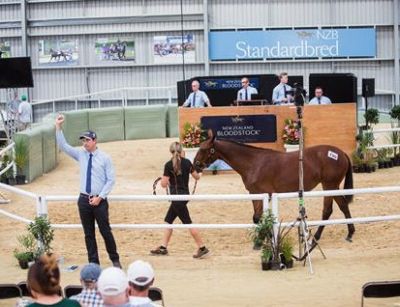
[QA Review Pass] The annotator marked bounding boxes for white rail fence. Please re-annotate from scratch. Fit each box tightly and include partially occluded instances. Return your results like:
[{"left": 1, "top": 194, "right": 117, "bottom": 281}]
[
  {"left": 0, "top": 184, "right": 400, "bottom": 232},
  {"left": 0, "top": 142, "right": 15, "bottom": 177}
]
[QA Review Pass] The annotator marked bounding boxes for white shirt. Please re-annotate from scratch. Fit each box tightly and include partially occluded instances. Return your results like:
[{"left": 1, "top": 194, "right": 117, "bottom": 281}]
[
  {"left": 309, "top": 96, "right": 332, "bottom": 105},
  {"left": 129, "top": 296, "right": 162, "bottom": 307},
  {"left": 18, "top": 101, "right": 32, "bottom": 123},
  {"left": 237, "top": 86, "right": 258, "bottom": 101},
  {"left": 182, "top": 90, "right": 210, "bottom": 108},
  {"left": 272, "top": 83, "right": 293, "bottom": 105}
]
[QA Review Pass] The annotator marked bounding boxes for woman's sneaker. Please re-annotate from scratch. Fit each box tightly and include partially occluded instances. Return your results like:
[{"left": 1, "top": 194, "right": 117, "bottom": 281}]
[
  {"left": 150, "top": 246, "right": 168, "bottom": 255},
  {"left": 193, "top": 247, "right": 210, "bottom": 259}
]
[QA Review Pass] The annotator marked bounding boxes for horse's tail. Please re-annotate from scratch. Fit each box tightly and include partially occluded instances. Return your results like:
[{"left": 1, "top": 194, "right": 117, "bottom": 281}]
[{"left": 344, "top": 153, "right": 354, "bottom": 203}]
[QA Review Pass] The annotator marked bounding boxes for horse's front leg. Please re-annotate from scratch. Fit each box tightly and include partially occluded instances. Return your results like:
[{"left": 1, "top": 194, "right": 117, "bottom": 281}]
[{"left": 252, "top": 199, "right": 263, "bottom": 224}]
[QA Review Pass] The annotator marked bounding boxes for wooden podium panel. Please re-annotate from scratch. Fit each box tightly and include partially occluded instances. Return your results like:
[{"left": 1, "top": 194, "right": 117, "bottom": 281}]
[{"left": 178, "top": 103, "right": 357, "bottom": 155}]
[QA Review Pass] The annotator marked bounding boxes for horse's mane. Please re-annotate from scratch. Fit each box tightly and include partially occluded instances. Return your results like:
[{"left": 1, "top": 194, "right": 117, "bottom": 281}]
[{"left": 216, "top": 138, "right": 280, "bottom": 153}]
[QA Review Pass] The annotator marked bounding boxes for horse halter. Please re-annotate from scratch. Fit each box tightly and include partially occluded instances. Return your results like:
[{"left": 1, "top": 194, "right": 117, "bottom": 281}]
[{"left": 194, "top": 146, "right": 216, "bottom": 171}]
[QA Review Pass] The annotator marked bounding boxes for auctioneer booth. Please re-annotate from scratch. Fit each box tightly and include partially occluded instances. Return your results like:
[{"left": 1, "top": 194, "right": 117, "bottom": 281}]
[{"left": 178, "top": 73, "right": 357, "bottom": 156}]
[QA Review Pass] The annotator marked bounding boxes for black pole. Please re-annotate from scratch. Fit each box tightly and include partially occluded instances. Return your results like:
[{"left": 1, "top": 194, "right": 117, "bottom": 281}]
[{"left": 180, "top": 0, "right": 187, "bottom": 99}]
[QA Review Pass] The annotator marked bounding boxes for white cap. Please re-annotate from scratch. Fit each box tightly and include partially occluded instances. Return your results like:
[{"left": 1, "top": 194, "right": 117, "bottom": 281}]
[
  {"left": 127, "top": 260, "right": 155, "bottom": 286},
  {"left": 97, "top": 267, "right": 128, "bottom": 296}
]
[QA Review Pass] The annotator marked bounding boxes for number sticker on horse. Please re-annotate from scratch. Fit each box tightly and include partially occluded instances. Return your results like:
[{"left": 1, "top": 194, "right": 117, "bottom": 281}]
[{"left": 328, "top": 151, "right": 338, "bottom": 160}]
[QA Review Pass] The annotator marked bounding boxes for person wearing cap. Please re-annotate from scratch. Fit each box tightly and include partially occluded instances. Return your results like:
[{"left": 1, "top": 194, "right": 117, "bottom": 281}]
[
  {"left": 70, "top": 263, "right": 103, "bottom": 306},
  {"left": 127, "top": 260, "right": 161, "bottom": 307},
  {"left": 18, "top": 94, "right": 32, "bottom": 130},
  {"left": 97, "top": 267, "right": 130, "bottom": 307},
  {"left": 55, "top": 114, "right": 121, "bottom": 268}
]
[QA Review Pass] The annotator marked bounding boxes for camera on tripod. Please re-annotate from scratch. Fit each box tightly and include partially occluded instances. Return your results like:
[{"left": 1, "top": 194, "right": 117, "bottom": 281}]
[{"left": 287, "top": 83, "right": 307, "bottom": 106}]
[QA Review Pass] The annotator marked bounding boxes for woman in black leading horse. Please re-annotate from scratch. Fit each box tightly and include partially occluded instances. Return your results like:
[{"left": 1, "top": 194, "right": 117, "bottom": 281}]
[{"left": 150, "top": 142, "right": 210, "bottom": 259}]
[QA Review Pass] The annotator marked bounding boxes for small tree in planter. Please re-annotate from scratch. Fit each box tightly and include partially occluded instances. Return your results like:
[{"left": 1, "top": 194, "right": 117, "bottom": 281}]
[
  {"left": 14, "top": 137, "right": 29, "bottom": 184},
  {"left": 28, "top": 216, "right": 54, "bottom": 255},
  {"left": 364, "top": 108, "right": 379, "bottom": 130},
  {"left": 389, "top": 105, "right": 400, "bottom": 163},
  {"left": 251, "top": 210, "right": 294, "bottom": 271}
]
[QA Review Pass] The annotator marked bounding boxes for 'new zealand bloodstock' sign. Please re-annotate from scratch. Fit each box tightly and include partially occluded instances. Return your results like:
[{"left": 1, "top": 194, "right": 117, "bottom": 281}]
[{"left": 201, "top": 115, "right": 277, "bottom": 143}]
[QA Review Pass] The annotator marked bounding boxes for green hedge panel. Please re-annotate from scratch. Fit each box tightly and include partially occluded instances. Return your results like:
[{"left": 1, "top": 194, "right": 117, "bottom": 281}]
[
  {"left": 88, "top": 108, "right": 125, "bottom": 142},
  {"left": 125, "top": 106, "right": 166, "bottom": 140},
  {"left": 63, "top": 110, "right": 89, "bottom": 146},
  {"left": 167, "top": 105, "right": 178, "bottom": 138},
  {"left": 14, "top": 128, "right": 43, "bottom": 183},
  {"left": 41, "top": 124, "right": 57, "bottom": 173}
]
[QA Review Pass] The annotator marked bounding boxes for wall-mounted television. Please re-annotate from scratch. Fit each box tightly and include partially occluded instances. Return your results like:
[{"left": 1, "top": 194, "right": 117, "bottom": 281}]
[{"left": 0, "top": 57, "right": 34, "bottom": 88}]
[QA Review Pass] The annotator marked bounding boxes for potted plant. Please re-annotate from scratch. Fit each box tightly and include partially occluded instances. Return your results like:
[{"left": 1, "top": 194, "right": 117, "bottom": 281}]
[
  {"left": 388, "top": 106, "right": 400, "bottom": 165},
  {"left": 28, "top": 216, "right": 54, "bottom": 255},
  {"left": 282, "top": 118, "right": 300, "bottom": 152},
  {"left": 251, "top": 210, "right": 294, "bottom": 271},
  {"left": 13, "top": 233, "right": 36, "bottom": 269},
  {"left": 14, "top": 136, "right": 29, "bottom": 184},
  {"left": 181, "top": 122, "right": 206, "bottom": 162},
  {"left": 0, "top": 154, "right": 15, "bottom": 184},
  {"left": 363, "top": 108, "right": 379, "bottom": 130}
]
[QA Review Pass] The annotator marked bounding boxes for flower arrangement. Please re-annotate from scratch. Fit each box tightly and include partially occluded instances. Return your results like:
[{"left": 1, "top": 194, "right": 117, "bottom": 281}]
[
  {"left": 182, "top": 122, "right": 205, "bottom": 148},
  {"left": 282, "top": 118, "right": 300, "bottom": 145}
]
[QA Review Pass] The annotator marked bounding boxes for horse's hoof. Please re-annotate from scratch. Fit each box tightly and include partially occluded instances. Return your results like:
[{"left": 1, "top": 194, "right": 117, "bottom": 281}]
[{"left": 345, "top": 236, "right": 353, "bottom": 243}]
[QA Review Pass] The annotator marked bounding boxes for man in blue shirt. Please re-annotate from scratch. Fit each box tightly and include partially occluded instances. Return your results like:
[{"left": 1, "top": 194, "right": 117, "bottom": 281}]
[
  {"left": 237, "top": 77, "right": 258, "bottom": 101},
  {"left": 272, "top": 72, "right": 293, "bottom": 105},
  {"left": 309, "top": 86, "right": 332, "bottom": 105},
  {"left": 182, "top": 80, "right": 212, "bottom": 108},
  {"left": 55, "top": 114, "right": 121, "bottom": 268}
]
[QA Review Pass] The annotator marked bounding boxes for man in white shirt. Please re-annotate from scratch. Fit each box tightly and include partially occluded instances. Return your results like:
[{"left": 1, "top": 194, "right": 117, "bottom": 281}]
[
  {"left": 18, "top": 94, "right": 32, "bottom": 130},
  {"left": 182, "top": 80, "right": 212, "bottom": 108},
  {"left": 272, "top": 72, "right": 293, "bottom": 105},
  {"left": 309, "top": 87, "right": 332, "bottom": 105},
  {"left": 237, "top": 77, "right": 258, "bottom": 101}
]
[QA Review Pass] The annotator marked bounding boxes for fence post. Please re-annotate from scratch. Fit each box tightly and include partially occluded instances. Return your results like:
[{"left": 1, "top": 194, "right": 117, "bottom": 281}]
[
  {"left": 271, "top": 193, "right": 279, "bottom": 249},
  {"left": 52, "top": 101, "right": 56, "bottom": 113},
  {"left": 262, "top": 194, "right": 269, "bottom": 213}
]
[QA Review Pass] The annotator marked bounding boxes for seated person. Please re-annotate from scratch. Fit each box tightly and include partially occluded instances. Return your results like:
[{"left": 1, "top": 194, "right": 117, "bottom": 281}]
[
  {"left": 272, "top": 72, "right": 293, "bottom": 105},
  {"left": 182, "top": 80, "right": 212, "bottom": 108},
  {"left": 237, "top": 77, "right": 258, "bottom": 101},
  {"left": 309, "top": 87, "right": 332, "bottom": 105},
  {"left": 97, "top": 267, "right": 130, "bottom": 306},
  {"left": 69, "top": 263, "right": 103, "bottom": 306},
  {"left": 127, "top": 260, "right": 162, "bottom": 307}
]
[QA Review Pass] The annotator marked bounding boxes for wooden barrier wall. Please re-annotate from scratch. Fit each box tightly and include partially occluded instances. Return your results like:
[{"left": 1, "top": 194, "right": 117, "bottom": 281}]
[{"left": 179, "top": 103, "right": 357, "bottom": 155}]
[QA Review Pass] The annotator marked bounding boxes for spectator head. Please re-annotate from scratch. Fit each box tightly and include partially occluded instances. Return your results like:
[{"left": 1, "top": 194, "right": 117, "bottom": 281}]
[
  {"left": 191, "top": 80, "right": 200, "bottom": 91},
  {"left": 79, "top": 130, "right": 97, "bottom": 151},
  {"left": 21, "top": 95, "right": 27, "bottom": 101},
  {"left": 127, "top": 260, "right": 155, "bottom": 293},
  {"left": 279, "top": 72, "right": 289, "bottom": 84},
  {"left": 27, "top": 254, "right": 62, "bottom": 299},
  {"left": 97, "top": 267, "right": 129, "bottom": 305},
  {"left": 80, "top": 263, "right": 102, "bottom": 289},
  {"left": 315, "top": 86, "right": 324, "bottom": 98}
]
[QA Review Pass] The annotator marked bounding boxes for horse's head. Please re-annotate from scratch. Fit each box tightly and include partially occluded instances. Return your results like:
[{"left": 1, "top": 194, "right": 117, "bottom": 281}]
[{"left": 193, "top": 129, "right": 218, "bottom": 172}]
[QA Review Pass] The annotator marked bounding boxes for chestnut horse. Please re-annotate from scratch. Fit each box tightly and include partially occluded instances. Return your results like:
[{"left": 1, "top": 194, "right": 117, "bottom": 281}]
[{"left": 193, "top": 131, "right": 355, "bottom": 242}]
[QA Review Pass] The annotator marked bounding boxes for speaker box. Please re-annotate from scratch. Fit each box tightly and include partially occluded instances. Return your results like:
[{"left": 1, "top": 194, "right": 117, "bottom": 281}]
[
  {"left": 0, "top": 57, "right": 34, "bottom": 88},
  {"left": 309, "top": 73, "right": 357, "bottom": 103},
  {"left": 362, "top": 78, "right": 375, "bottom": 98}
]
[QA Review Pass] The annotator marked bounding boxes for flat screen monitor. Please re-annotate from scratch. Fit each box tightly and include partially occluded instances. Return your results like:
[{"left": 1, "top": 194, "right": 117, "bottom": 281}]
[{"left": 0, "top": 57, "right": 34, "bottom": 88}]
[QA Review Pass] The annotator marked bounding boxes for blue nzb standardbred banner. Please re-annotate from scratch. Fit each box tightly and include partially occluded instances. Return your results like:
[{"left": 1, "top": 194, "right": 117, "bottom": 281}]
[{"left": 209, "top": 28, "right": 376, "bottom": 60}]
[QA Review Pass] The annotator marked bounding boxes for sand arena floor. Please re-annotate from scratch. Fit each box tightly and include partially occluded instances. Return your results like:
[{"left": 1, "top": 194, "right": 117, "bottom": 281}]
[{"left": 0, "top": 138, "right": 399, "bottom": 307}]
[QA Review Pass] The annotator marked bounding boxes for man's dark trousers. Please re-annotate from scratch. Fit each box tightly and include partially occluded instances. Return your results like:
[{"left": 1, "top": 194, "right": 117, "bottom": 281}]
[{"left": 78, "top": 195, "right": 119, "bottom": 264}]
